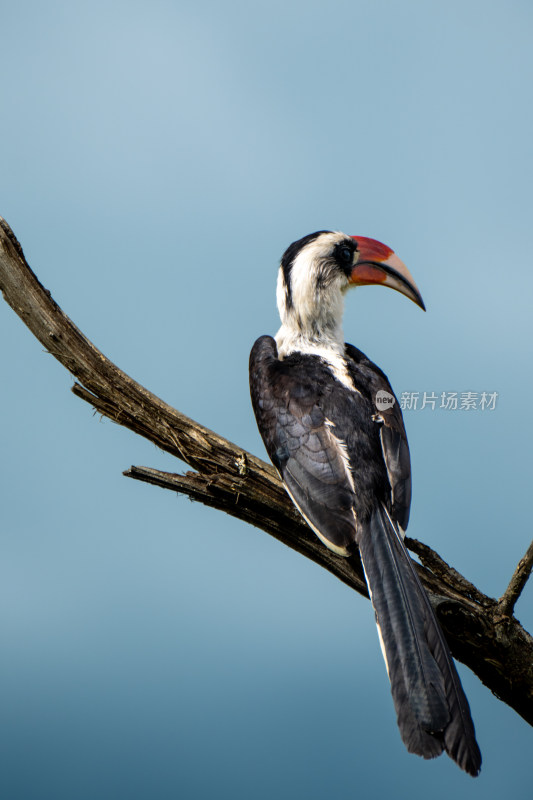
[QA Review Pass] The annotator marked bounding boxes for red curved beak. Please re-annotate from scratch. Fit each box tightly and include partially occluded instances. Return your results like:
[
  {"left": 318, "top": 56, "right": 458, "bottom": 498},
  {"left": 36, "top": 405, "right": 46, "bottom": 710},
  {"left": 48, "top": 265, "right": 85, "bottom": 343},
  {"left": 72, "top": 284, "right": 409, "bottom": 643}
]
[{"left": 348, "top": 236, "right": 425, "bottom": 311}]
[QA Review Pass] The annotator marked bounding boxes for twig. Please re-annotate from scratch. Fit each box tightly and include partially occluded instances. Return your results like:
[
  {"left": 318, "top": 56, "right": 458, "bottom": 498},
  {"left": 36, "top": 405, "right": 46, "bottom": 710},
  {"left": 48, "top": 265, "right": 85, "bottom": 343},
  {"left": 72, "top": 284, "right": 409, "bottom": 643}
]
[
  {"left": 497, "top": 540, "right": 533, "bottom": 618},
  {"left": 123, "top": 465, "right": 370, "bottom": 597}
]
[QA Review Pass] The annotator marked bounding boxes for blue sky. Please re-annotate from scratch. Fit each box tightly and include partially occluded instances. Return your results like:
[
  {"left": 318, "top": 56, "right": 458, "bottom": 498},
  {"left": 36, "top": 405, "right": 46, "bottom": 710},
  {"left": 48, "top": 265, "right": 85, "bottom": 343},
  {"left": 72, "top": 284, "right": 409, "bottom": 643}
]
[{"left": 0, "top": 1, "right": 532, "bottom": 797}]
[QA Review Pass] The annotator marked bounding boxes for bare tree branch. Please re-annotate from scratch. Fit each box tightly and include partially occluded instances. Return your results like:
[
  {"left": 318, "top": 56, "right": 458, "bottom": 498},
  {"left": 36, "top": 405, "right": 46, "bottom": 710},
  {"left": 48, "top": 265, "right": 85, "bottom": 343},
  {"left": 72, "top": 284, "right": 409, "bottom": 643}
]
[
  {"left": 123, "top": 465, "right": 369, "bottom": 597},
  {"left": 497, "top": 540, "right": 533, "bottom": 618},
  {"left": 1, "top": 216, "right": 533, "bottom": 727},
  {"left": 405, "top": 537, "right": 490, "bottom": 608}
]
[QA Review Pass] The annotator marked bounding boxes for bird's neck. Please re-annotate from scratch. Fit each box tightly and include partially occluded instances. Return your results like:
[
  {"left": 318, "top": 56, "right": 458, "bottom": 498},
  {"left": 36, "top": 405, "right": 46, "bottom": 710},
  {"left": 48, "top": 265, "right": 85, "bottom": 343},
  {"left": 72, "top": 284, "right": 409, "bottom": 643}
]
[{"left": 275, "top": 315, "right": 346, "bottom": 360}]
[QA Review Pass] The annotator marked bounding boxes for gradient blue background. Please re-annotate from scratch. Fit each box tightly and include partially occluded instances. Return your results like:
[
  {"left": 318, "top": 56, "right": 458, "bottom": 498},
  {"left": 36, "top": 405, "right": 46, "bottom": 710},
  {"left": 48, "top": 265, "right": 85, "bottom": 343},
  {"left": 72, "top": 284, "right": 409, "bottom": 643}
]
[{"left": 1, "top": 1, "right": 531, "bottom": 797}]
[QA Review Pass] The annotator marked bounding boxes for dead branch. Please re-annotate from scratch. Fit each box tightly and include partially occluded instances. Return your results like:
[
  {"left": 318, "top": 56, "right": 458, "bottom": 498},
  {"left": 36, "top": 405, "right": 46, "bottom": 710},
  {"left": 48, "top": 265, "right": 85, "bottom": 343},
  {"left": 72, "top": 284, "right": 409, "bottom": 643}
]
[
  {"left": 497, "top": 539, "right": 533, "bottom": 618},
  {"left": 1, "top": 216, "right": 532, "bottom": 726}
]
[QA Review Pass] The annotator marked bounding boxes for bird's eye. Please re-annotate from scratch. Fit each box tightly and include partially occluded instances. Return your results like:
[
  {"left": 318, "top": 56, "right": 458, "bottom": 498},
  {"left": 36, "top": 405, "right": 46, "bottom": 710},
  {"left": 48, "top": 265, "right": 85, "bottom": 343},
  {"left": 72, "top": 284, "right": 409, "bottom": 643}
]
[{"left": 339, "top": 246, "right": 353, "bottom": 263}]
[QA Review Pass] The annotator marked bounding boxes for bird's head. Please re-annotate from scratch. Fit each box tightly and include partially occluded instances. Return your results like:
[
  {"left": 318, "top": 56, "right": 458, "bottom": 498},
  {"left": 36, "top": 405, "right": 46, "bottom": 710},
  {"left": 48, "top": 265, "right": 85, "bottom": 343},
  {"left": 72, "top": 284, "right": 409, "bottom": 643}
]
[{"left": 276, "top": 230, "right": 424, "bottom": 355}]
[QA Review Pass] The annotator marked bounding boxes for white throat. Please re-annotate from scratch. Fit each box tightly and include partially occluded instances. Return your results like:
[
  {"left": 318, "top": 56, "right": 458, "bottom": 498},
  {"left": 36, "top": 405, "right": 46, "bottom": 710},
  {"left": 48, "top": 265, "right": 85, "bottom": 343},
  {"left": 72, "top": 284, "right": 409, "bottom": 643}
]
[
  {"left": 275, "top": 311, "right": 355, "bottom": 393},
  {"left": 274, "top": 261, "right": 347, "bottom": 360},
  {"left": 275, "top": 319, "right": 345, "bottom": 360}
]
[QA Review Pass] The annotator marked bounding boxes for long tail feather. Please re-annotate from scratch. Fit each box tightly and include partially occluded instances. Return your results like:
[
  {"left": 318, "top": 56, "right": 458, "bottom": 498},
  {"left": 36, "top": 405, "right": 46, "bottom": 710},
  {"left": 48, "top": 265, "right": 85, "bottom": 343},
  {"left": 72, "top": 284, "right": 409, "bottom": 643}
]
[{"left": 358, "top": 504, "right": 481, "bottom": 776}]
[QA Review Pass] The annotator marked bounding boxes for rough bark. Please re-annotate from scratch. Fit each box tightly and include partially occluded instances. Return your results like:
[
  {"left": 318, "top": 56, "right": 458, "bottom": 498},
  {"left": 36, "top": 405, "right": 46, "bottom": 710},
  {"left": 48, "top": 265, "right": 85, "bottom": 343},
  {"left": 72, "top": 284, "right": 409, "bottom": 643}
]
[{"left": 1, "top": 216, "right": 532, "bottom": 726}]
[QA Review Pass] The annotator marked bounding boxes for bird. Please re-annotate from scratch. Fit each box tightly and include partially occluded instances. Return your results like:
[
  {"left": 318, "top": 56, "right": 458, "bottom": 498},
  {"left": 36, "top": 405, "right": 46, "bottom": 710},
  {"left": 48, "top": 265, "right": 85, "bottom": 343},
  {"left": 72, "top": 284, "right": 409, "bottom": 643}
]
[{"left": 249, "top": 230, "right": 481, "bottom": 775}]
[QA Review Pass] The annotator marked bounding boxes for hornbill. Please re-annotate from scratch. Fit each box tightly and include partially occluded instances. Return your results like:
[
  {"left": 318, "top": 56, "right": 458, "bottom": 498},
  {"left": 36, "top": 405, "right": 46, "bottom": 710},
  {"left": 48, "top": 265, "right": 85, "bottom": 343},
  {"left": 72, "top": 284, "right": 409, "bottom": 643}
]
[{"left": 249, "top": 231, "right": 481, "bottom": 775}]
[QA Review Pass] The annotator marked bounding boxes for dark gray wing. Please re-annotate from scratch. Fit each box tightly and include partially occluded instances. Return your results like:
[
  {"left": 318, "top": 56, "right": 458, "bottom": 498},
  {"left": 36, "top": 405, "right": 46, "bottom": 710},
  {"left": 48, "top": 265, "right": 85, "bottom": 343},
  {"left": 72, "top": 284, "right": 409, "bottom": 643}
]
[
  {"left": 345, "top": 344, "right": 412, "bottom": 531},
  {"left": 250, "top": 336, "right": 359, "bottom": 555}
]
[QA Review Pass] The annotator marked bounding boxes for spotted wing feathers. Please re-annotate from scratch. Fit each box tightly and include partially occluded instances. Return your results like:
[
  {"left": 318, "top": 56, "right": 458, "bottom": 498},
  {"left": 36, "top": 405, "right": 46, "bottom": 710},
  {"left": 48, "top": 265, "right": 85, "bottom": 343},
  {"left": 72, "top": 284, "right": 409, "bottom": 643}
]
[{"left": 250, "top": 336, "right": 358, "bottom": 554}]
